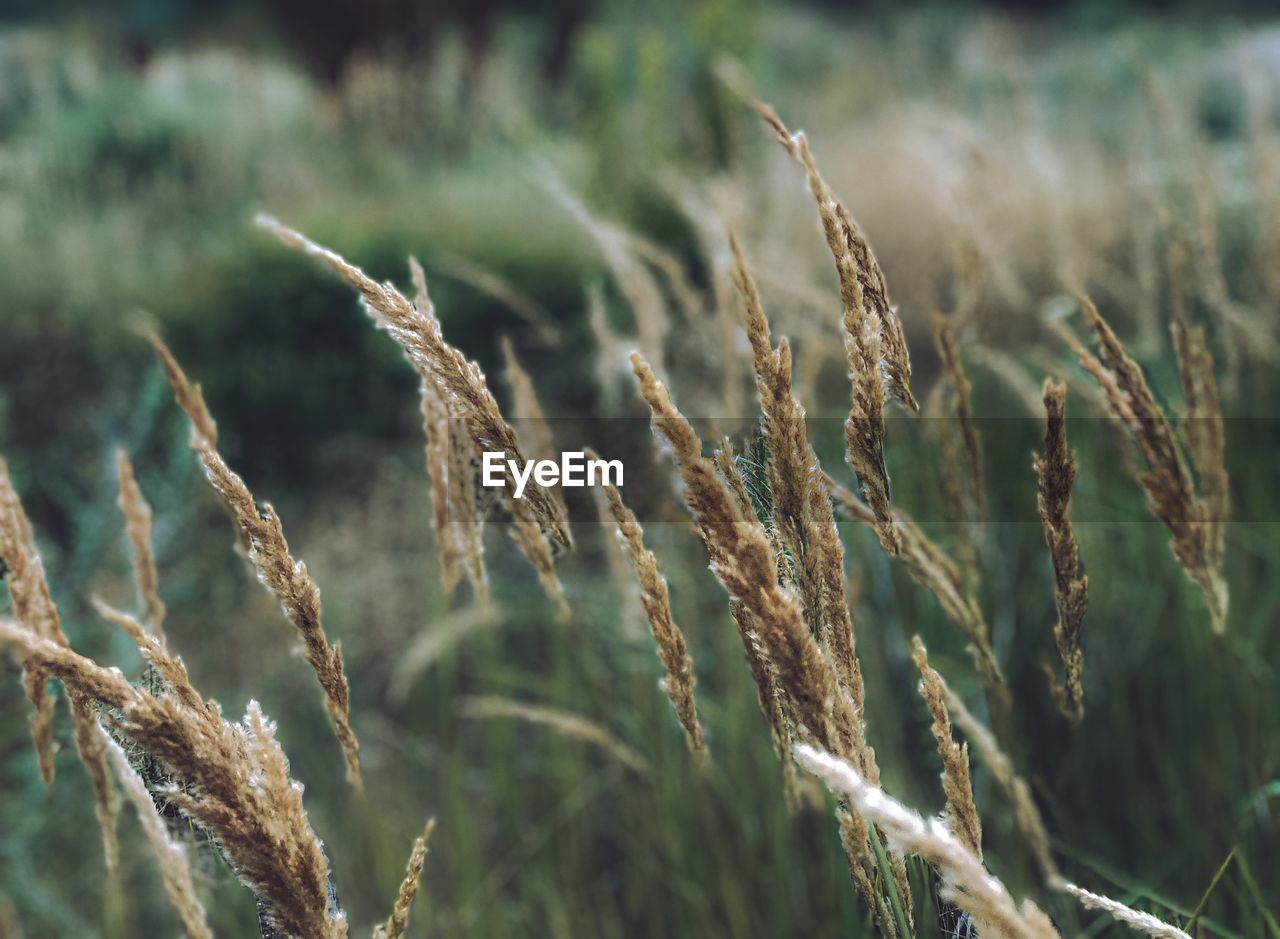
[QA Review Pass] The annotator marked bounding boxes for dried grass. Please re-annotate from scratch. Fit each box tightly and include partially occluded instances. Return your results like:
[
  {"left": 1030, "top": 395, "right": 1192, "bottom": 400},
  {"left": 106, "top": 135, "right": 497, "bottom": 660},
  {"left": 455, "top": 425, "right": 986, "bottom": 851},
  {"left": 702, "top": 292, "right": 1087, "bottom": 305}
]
[
  {"left": 601, "top": 477, "right": 708, "bottom": 767},
  {"left": 501, "top": 336, "right": 557, "bottom": 462},
  {"left": 1058, "top": 296, "right": 1228, "bottom": 633},
  {"left": 910, "top": 637, "right": 982, "bottom": 859},
  {"left": 460, "top": 695, "right": 650, "bottom": 776},
  {"left": 713, "top": 441, "right": 800, "bottom": 806},
  {"left": 410, "top": 279, "right": 491, "bottom": 607},
  {"left": 257, "top": 216, "right": 571, "bottom": 559},
  {"left": 828, "top": 477, "right": 1009, "bottom": 713},
  {"left": 372, "top": 819, "right": 436, "bottom": 939},
  {"left": 150, "top": 335, "right": 362, "bottom": 788},
  {"left": 753, "top": 99, "right": 920, "bottom": 555},
  {"left": 795, "top": 744, "right": 1059, "bottom": 939},
  {"left": 589, "top": 479, "right": 645, "bottom": 642},
  {"left": 1034, "top": 380, "right": 1088, "bottom": 724},
  {"left": 0, "top": 617, "right": 348, "bottom": 939},
  {"left": 102, "top": 728, "right": 213, "bottom": 939},
  {"left": 731, "top": 232, "right": 869, "bottom": 739},
  {"left": 115, "top": 450, "right": 167, "bottom": 639},
  {"left": 935, "top": 668, "right": 1058, "bottom": 885},
  {"left": 421, "top": 374, "right": 473, "bottom": 600},
  {"left": 0, "top": 459, "right": 120, "bottom": 870},
  {"left": 631, "top": 352, "right": 905, "bottom": 936},
  {"left": 932, "top": 312, "right": 985, "bottom": 523},
  {"left": 1054, "top": 880, "right": 1192, "bottom": 939}
]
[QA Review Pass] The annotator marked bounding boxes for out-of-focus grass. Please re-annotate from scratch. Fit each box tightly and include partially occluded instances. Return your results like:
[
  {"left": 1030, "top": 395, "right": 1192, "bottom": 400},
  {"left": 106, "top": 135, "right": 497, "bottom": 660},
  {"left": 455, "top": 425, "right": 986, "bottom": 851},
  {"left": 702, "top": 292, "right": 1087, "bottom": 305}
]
[{"left": 1, "top": 2, "right": 1278, "bottom": 936}]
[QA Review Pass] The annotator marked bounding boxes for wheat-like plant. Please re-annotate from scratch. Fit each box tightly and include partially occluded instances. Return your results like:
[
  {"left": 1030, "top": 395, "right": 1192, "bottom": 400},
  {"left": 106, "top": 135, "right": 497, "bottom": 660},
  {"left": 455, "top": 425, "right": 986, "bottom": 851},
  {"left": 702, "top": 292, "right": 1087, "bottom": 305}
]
[
  {"left": 408, "top": 264, "right": 492, "bottom": 606},
  {"left": 1034, "top": 380, "right": 1088, "bottom": 724},
  {"left": 115, "top": 449, "right": 167, "bottom": 639},
  {"left": 729, "top": 231, "right": 914, "bottom": 919},
  {"left": 0, "top": 615, "right": 347, "bottom": 938},
  {"left": 731, "top": 231, "right": 869, "bottom": 728},
  {"left": 934, "top": 664, "right": 1058, "bottom": 886},
  {"left": 0, "top": 459, "right": 120, "bottom": 870},
  {"left": 498, "top": 334, "right": 571, "bottom": 620},
  {"left": 501, "top": 336, "right": 557, "bottom": 462},
  {"left": 150, "top": 335, "right": 362, "bottom": 787},
  {"left": 1058, "top": 296, "right": 1228, "bottom": 633},
  {"left": 256, "top": 217, "right": 572, "bottom": 610},
  {"left": 714, "top": 439, "right": 801, "bottom": 806},
  {"left": 753, "top": 100, "right": 919, "bottom": 554},
  {"left": 600, "top": 476, "right": 708, "bottom": 767},
  {"left": 589, "top": 476, "right": 645, "bottom": 642},
  {"left": 372, "top": 819, "right": 436, "bottom": 939},
  {"left": 911, "top": 636, "right": 982, "bottom": 859},
  {"left": 420, "top": 372, "right": 476, "bottom": 601},
  {"left": 632, "top": 351, "right": 910, "bottom": 937},
  {"left": 101, "top": 727, "right": 212, "bottom": 939}
]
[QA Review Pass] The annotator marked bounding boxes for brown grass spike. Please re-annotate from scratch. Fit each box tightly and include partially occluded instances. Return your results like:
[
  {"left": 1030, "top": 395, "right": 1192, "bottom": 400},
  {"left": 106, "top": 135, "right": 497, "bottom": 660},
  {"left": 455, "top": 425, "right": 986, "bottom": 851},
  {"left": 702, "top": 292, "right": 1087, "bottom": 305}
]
[
  {"left": 0, "top": 459, "right": 120, "bottom": 870},
  {"left": 149, "top": 335, "right": 362, "bottom": 788},
  {"left": 115, "top": 450, "right": 167, "bottom": 639},
  {"left": 601, "top": 477, "right": 709, "bottom": 768},
  {"left": 1034, "top": 380, "right": 1088, "bottom": 724},
  {"left": 373, "top": 818, "right": 437, "bottom": 939},
  {"left": 911, "top": 637, "right": 982, "bottom": 859}
]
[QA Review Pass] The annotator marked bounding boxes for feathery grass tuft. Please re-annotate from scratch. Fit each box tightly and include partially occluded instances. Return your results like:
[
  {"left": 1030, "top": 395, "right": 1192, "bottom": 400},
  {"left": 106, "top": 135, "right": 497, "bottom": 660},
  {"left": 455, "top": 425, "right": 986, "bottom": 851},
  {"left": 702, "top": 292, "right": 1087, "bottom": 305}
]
[
  {"left": 632, "top": 351, "right": 907, "bottom": 936},
  {"left": 601, "top": 475, "right": 708, "bottom": 768},
  {"left": 0, "top": 459, "right": 120, "bottom": 870},
  {"left": 150, "top": 334, "right": 362, "bottom": 788},
  {"left": 752, "top": 99, "right": 919, "bottom": 554},
  {"left": 1059, "top": 296, "right": 1228, "bottom": 633},
  {"left": 911, "top": 636, "right": 982, "bottom": 859},
  {"left": 0, "top": 616, "right": 348, "bottom": 939},
  {"left": 102, "top": 728, "right": 212, "bottom": 939},
  {"left": 256, "top": 217, "right": 572, "bottom": 605}
]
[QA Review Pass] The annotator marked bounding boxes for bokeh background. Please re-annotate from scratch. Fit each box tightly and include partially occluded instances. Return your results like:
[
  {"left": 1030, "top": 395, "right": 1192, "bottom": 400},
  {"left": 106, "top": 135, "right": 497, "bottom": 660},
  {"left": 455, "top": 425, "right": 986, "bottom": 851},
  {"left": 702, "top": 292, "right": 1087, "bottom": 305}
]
[{"left": 0, "top": 0, "right": 1278, "bottom": 936}]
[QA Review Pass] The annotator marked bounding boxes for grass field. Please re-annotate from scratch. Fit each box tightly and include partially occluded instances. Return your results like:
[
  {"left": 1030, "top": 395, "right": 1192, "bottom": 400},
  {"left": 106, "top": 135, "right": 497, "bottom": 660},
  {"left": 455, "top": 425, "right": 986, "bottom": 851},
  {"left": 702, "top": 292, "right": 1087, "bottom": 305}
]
[{"left": 0, "top": 3, "right": 1277, "bottom": 937}]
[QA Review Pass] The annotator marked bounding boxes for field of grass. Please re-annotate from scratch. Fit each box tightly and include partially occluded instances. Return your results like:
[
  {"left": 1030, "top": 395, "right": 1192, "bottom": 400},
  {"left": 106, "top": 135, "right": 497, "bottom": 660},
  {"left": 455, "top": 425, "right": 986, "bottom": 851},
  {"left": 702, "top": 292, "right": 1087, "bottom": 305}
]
[{"left": 0, "top": 2, "right": 1277, "bottom": 937}]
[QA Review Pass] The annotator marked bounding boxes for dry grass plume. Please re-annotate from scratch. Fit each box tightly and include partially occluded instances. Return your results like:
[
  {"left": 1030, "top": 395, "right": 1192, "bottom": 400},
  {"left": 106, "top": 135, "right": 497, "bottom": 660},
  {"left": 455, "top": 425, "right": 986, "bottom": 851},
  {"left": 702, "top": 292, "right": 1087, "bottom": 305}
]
[
  {"left": 372, "top": 819, "right": 436, "bottom": 939},
  {"left": 149, "top": 335, "right": 362, "bottom": 788},
  {"left": 0, "top": 616, "right": 347, "bottom": 939},
  {"left": 910, "top": 637, "right": 982, "bottom": 859},
  {"left": 1058, "top": 296, "right": 1228, "bottom": 633},
  {"left": 632, "top": 351, "right": 908, "bottom": 937},
  {"left": 115, "top": 450, "right": 167, "bottom": 639},
  {"left": 1034, "top": 380, "right": 1088, "bottom": 724},
  {"left": 102, "top": 728, "right": 213, "bottom": 939},
  {"left": 0, "top": 459, "right": 120, "bottom": 870},
  {"left": 601, "top": 477, "right": 709, "bottom": 767}
]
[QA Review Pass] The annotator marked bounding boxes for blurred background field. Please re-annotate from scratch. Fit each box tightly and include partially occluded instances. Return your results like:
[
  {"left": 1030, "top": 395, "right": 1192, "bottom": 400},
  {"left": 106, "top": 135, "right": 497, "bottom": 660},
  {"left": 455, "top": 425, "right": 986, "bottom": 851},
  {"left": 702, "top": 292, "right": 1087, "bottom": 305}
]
[{"left": 0, "top": 0, "right": 1278, "bottom": 936}]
